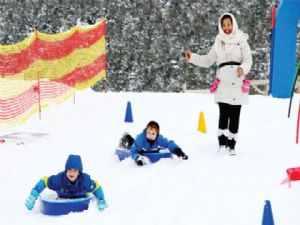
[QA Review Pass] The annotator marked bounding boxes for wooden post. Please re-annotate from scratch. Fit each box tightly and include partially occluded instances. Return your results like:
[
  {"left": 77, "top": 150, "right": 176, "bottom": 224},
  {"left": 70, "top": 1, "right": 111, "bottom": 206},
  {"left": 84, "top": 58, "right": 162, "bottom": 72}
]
[
  {"left": 35, "top": 28, "right": 42, "bottom": 120},
  {"left": 37, "top": 71, "right": 41, "bottom": 120}
]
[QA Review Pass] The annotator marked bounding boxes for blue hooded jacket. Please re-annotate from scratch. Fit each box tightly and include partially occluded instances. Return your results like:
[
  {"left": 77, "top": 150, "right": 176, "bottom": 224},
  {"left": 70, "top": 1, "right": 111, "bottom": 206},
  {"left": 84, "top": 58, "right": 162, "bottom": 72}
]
[
  {"left": 30, "top": 155, "right": 105, "bottom": 200},
  {"left": 130, "top": 129, "right": 178, "bottom": 159}
]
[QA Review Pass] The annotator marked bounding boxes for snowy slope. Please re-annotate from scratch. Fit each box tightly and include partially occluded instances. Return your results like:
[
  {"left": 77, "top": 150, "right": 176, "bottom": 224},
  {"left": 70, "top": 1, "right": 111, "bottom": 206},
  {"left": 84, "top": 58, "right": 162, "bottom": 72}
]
[{"left": 0, "top": 90, "right": 299, "bottom": 225}]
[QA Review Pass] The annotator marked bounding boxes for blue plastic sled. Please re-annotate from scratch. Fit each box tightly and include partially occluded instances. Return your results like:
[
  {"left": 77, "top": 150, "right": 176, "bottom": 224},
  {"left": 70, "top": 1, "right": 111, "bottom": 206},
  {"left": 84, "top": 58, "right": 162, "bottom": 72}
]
[
  {"left": 115, "top": 148, "right": 173, "bottom": 163},
  {"left": 40, "top": 193, "right": 93, "bottom": 215}
]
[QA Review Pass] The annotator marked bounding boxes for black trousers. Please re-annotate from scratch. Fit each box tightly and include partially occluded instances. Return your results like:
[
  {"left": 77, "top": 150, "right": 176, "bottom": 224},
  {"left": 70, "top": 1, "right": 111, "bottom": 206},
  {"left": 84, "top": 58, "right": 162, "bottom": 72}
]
[{"left": 218, "top": 103, "right": 241, "bottom": 134}]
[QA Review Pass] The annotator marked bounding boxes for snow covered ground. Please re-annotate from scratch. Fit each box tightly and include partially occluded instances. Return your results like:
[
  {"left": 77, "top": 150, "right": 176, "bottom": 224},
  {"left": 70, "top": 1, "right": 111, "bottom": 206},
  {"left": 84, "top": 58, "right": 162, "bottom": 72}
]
[{"left": 0, "top": 90, "right": 299, "bottom": 225}]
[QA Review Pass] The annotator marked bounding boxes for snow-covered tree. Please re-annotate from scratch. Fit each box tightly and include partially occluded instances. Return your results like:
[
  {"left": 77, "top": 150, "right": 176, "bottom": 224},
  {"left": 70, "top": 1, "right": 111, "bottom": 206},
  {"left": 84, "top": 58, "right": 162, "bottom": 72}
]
[{"left": 0, "top": 0, "right": 296, "bottom": 93}]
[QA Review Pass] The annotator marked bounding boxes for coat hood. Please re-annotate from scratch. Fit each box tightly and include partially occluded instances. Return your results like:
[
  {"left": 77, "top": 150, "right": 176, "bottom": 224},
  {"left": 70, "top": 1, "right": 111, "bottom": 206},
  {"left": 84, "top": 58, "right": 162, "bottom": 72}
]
[
  {"left": 215, "top": 13, "right": 248, "bottom": 56},
  {"left": 65, "top": 154, "right": 83, "bottom": 172},
  {"left": 218, "top": 13, "right": 239, "bottom": 37}
]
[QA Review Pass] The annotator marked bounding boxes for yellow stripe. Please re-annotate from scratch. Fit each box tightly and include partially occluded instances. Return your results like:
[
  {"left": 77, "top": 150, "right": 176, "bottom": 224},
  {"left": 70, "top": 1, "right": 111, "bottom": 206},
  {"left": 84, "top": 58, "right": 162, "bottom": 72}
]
[
  {"left": 92, "top": 180, "right": 101, "bottom": 192},
  {"left": 0, "top": 34, "right": 36, "bottom": 55},
  {"left": 0, "top": 68, "right": 105, "bottom": 99},
  {"left": 39, "top": 38, "right": 105, "bottom": 80},
  {"left": 0, "top": 79, "right": 37, "bottom": 99},
  {"left": 5, "top": 37, "right": 105, "bottom": 79},
  {"left": 37, "top": 27, "right": 77, "bottom": 42},
  {"left": 42, "top": 176, "right": 49, "bottom": 188}
]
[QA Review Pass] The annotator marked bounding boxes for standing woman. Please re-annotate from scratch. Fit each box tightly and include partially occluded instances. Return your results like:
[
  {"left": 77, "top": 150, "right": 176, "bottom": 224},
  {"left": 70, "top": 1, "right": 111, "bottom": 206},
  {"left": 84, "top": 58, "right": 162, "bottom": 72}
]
[{"left": 185, "top": 13, "right": 252, "bottom": 155}]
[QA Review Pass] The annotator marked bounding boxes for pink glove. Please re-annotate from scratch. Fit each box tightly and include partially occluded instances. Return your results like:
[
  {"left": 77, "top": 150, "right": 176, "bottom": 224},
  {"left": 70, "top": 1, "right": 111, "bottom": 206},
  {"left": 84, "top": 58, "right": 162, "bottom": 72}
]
[
  {"left": 210, "top": 79, "right": 220, "bottom": 93},
  {"left": 242, "top": 79, "right": 251, "bottom": 93}
]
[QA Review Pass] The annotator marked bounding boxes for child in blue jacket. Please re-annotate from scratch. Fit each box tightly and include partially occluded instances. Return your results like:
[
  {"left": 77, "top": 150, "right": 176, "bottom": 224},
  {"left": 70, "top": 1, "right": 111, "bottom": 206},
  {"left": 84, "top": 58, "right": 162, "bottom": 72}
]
[
  {"left": 25, "top": 154, "right": 107, "bottom": 211},
  {"left": 130, "top": 121, "right": 188, "bottom": 166}
]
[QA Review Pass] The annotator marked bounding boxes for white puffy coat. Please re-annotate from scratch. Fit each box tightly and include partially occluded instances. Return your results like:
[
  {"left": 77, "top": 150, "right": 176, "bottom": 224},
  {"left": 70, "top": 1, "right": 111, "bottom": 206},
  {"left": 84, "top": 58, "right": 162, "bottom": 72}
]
[{"left": 188, "top": 13, "right": 253, "bottom": 105}]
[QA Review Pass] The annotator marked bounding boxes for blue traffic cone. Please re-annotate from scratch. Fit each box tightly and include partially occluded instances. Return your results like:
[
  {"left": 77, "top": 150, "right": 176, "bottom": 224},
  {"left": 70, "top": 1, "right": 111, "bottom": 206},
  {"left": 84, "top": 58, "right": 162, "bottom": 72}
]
[
  {"left": 124, "top": 101, "right": 133, "bottom": 123},
  {"left": 262, "top": 200, "right": 275, "bottom": 225}
]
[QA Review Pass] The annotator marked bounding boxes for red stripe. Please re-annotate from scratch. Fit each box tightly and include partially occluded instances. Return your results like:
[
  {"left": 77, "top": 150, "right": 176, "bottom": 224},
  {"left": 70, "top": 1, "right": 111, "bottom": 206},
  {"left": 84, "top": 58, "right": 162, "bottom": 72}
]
[
  {"left": 0, "top": 47, "right": 38, "bottom": 76},
  {"left": 37, "top": 22, "right": 105, "bottom": 60}
]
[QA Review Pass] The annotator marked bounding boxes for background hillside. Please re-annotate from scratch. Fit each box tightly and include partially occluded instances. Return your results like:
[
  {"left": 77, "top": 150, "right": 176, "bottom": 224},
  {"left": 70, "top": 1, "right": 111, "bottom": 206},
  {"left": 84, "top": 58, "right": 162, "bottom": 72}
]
[{"left": 1, "top": 0, "right": 295, "bottom": 92}]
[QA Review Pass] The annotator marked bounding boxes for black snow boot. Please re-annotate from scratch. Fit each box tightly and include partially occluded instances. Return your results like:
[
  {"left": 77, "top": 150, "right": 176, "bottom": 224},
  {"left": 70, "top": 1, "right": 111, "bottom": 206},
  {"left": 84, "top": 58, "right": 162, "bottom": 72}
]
[
  {"left": 218, "top": 129, "right": 228, "bottom": 148},
  {"left": 218, "top": 134, "right": 228, "bottom": 148},
  {"left": 228, "top": 132, "right": 238, "bottom": 155},
  {"left": 119, "top": 133, "right": 135, "bottom": 149}
]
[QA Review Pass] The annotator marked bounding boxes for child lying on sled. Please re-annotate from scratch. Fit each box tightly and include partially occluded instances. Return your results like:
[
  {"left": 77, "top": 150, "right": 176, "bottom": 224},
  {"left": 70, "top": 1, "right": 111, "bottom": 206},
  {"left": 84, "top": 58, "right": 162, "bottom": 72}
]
[
  {"left": 25, "top": 154, "right": 107, "bottom": 211},
  {"left": 121, "top": 121, "right": 188, "bottom": 166}
]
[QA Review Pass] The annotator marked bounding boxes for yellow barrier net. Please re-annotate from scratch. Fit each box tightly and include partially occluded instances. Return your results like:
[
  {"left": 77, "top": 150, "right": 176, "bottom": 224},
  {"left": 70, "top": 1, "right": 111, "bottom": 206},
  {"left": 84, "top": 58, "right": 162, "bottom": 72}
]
[{"left": 0, "top": 19, "right": 106, "bottom": 126}]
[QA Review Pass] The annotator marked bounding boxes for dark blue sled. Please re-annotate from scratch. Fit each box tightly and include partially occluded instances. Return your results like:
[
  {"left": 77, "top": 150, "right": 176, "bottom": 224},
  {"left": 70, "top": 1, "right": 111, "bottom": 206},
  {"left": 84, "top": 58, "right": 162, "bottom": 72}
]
[
  {"left": 115, "top": 149, "right": 173, "bottom": 163},
  {"left": 40, "top": 194, "right": 93, "bottom": 216}
]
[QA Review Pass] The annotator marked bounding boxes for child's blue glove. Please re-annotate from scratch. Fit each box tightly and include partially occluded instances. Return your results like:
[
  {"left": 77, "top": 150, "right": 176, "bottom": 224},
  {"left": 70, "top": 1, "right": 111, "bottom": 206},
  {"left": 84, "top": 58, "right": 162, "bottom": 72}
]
[
  {"left": 25, "top": 190, "right": 39, "bottom": 210},
  {"left": 97, "top": 199, "right": 108, "bottom": 211}
]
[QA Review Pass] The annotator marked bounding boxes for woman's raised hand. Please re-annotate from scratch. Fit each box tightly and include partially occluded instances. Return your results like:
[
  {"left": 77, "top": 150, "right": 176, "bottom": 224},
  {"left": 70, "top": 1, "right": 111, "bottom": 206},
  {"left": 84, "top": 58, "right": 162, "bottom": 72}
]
[{"left": 185, "top": 50, "right": 191, "bottom": 60}]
